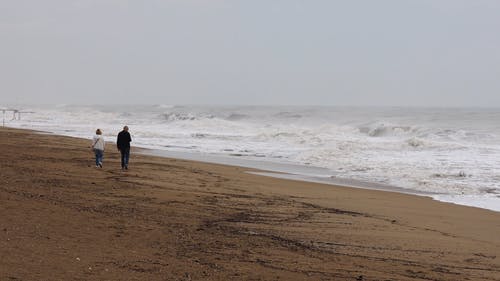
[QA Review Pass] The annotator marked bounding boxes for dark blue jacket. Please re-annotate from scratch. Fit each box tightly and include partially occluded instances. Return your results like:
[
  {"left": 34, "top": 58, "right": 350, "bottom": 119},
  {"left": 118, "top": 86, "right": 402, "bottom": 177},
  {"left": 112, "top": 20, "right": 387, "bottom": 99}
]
[{"left": 117, "top": 131, "right": 132, "bottom": 150}]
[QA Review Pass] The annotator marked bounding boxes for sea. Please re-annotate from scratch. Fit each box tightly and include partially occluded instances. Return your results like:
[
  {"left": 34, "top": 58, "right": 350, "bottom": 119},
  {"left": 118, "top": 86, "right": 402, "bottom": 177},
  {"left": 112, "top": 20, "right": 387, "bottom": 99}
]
[{"left": 3, "top": 104, "right": 500, "bottom": 212}]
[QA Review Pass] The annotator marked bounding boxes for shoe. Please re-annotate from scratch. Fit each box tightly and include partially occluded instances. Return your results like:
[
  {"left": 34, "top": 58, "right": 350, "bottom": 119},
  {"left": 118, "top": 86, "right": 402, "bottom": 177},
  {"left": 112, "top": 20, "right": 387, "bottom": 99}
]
[
  {"left": 125, "top": 165, "right": 128, "bottom": 170},
  {"left": 98, "top": 163, "right": 102, "bottom": 168}
]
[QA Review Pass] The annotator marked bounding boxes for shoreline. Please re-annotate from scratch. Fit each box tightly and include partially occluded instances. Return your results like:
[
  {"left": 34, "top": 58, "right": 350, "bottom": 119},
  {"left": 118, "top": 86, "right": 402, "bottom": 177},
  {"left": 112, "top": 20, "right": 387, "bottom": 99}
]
[
  {"left": 6, "top": 118, "right": 500, "bottom": 212},
  {"left": 23, "top": 127, "right": 426, "bottom": 195},
  {"left": 1, "top": 127, "right": 500, "bottom": 280},
  {"left": 139, "top": 149, "right": 430, "bottom": 194},
  {"left": 15, "top": 126, "right": 499, "bottom": 212},
  {"left": 136, "top": 145, "right": 500, "bottom": 213}
]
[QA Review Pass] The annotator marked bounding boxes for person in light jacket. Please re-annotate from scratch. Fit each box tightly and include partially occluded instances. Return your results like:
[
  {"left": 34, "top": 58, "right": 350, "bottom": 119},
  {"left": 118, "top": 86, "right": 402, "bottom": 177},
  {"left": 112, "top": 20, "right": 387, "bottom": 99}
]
[{"left": 91, "top": 129, "right": 105, "bottom": 168}]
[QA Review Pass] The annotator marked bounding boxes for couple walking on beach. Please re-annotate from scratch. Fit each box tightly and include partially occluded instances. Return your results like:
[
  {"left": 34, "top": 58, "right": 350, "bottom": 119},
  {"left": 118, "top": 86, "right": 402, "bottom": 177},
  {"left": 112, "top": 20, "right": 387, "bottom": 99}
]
[{"left": 91, "top": 126, "right": 132, "bottom": 170}]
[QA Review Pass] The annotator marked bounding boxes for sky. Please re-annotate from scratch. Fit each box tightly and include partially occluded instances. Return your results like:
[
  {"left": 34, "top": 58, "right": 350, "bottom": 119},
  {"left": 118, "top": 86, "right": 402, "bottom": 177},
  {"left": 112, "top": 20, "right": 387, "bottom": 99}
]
[{"left": 1, "top": 0, "right": 500, "bottom": 107}]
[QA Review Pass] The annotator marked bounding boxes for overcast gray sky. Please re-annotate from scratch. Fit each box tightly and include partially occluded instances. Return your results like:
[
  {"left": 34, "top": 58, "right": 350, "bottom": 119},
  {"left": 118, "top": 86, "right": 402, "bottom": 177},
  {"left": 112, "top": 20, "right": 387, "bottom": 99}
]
[{"left": 1, "top": 0, "right": 499, "bottom": 106}]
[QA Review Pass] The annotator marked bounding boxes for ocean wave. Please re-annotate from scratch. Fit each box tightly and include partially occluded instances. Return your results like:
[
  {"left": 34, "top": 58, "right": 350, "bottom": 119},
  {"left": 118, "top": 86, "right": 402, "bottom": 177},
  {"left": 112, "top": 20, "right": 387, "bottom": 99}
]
[
  {"left": 407, "top": 137, "right": 425, "bottom": 147},
  {"left": 225, "top": 113, "right": 249, "bottom": 121},
  {"left": 8, "top": 105, "right": 500, "bottom": 212},
  {"left": 191, "top": 133, "right": 208, "bottom": 138},
  {"left": 432, "top": 171, "right": 470, "bottom": 178},
  {"left": 274, "top": 111, "right": 303, "bottom": 119},
  {"left": 153, "top": 104, "right": 175, "bottom": 109},
  {"left": 359, "top": 122, "right": 417, "bottom": 137},
  {"left": 162, "top": 112, "right": 215, "bottom": 122}
]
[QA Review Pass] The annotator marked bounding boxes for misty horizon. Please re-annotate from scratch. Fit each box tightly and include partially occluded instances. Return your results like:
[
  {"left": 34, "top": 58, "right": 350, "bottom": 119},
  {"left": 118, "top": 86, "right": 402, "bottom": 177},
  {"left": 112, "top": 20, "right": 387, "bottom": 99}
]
[{"left": 2, "top": 1, "right": 500, "bottom": 107}]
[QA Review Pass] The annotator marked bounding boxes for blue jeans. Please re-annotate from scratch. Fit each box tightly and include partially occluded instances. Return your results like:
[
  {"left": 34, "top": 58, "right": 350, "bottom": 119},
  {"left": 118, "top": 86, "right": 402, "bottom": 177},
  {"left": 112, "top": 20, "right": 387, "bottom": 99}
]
[
  {"left": 120, "top": 148, "right": 130, "bottom": 169},
  {"left": 94, "top": 149, "right": 104, "bottom": 166}
]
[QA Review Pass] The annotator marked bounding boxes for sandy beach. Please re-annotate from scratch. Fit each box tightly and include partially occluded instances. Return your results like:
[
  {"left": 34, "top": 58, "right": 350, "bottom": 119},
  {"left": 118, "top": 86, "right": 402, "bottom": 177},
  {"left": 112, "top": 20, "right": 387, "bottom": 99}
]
[{"left": 1, "top": 127, "right": 499, "bottom": 281}]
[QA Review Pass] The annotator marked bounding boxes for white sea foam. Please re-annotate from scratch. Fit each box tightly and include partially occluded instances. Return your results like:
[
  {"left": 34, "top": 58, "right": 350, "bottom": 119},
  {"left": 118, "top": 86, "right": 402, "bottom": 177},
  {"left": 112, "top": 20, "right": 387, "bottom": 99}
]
[{"left": 5, "top": 105, "right": 500, "bottom": 212}]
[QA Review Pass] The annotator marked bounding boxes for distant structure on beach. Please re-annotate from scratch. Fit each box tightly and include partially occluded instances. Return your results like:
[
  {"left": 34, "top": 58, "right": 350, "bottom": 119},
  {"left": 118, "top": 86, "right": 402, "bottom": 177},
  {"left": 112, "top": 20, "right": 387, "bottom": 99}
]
[{"left": 1, "top": 108, "right": 34, "bottom": 126}]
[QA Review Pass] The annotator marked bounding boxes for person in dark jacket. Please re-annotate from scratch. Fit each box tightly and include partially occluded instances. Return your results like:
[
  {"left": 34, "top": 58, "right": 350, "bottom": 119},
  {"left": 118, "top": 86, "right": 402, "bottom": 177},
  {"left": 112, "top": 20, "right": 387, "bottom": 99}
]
[{"left": 117, "top": 126, "right": 132, "bottom": 170}]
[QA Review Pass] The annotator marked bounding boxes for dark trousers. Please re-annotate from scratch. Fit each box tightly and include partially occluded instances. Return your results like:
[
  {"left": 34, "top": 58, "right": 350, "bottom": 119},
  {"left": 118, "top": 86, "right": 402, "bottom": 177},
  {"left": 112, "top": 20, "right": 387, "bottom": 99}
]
[{"left": 120, "top": 148, "right": 130, "bottom": 169}]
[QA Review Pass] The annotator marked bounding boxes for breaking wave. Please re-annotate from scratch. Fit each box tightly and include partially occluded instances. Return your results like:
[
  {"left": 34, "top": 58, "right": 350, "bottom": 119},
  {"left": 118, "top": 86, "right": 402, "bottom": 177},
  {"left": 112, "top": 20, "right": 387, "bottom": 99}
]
[
  {"left": 162, "top": 112, "right": 215, "bottom": 122},
  {"left": 6, "top": 104, "right": 500, "bottom": 212}
]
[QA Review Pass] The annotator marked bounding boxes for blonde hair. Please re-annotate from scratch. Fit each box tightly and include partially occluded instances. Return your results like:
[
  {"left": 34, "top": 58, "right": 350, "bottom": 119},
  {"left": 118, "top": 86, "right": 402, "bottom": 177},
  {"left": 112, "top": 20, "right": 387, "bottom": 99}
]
[{"left": 96, "top": 129, "right": 102, "bottom": 135}]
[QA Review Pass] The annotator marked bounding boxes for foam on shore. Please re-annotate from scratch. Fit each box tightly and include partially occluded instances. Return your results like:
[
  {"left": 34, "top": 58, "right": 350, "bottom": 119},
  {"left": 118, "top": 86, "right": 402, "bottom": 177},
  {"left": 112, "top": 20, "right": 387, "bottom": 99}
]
[{"left": 139, "top": 149, "right": 500, "bottom": 212}]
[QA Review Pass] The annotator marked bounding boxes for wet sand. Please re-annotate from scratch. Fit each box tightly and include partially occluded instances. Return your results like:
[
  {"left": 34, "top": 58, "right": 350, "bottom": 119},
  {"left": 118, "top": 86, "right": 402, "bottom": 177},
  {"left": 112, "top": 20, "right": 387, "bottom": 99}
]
[{"left": 1, "top": 127, "right": 499, "bottom": 280}]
